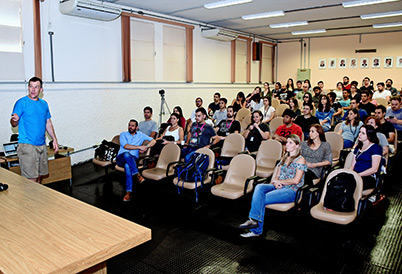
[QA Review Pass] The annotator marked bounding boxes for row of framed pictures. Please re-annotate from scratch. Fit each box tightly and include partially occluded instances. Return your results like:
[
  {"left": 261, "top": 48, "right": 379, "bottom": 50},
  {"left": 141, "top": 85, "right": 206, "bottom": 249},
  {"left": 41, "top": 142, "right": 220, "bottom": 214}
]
[{"left": 318, "top": 56, "right": 402, "bottom": 69}]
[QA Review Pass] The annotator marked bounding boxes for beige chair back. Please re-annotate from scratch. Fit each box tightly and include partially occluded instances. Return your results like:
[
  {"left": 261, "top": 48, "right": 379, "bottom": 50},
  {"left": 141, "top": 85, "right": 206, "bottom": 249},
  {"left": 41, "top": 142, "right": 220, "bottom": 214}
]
[
  {"left": 156, "top": 143, "right": 181, "bottom": 169},
  {"left": 255, "top": 140, "right": 282, "bottom": 177},
  {"left": 224, "top": 154, "right": 256, "bottom": 190},
  {"left": 235, "top": 108, "right": 251, "bottom": 122},
  {"left": 298, "top": 99, "right": 303, "bottom": 109},
  {"left": 271, "top": 98, "right": 280, "bottom": 109},
  {"left": 275, "top": 104, "right": 290, "bottom": 117},
  {"left": 375, "top": 97, "right": 388, "bottom": 108},
  {"left": 195, "top": 147, "right": 215, "bottom": 184},
  {"left": 221, "top": 133, "right": 245, "bottom": 157},
  {"left": 270, "top": 117, "right": 283, "bottom": 134},
  {"left": 325, "top": 132, "right": 343, "bottom": 165},
  {"left": 111, "top": 135, "right": 120, "bottom": 145},
  {"left": 343, "top": 151, "right": 354, "bottom": 169},
  {"left": 334, "top": 123, "right": 342, "bottom": 133}
]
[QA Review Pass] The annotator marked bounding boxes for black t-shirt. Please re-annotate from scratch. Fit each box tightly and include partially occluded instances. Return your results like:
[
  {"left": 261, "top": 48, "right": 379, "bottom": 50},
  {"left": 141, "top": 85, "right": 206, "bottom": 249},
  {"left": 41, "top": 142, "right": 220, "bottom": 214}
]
[
  {"left": 245, "top": 123, "right": 270, "bottom": 152},
  {"left": 216, "top": 119, "right": 241, "bottom": 137},
  {"left": 188, "top": 123, "right": 216, "bottom": 148},
  {"left": 359, "top": 102, "right": 376, "bottom": 116},
  {"left": 208, "top": 102, "right": 220, "bottom": 114},
  {"left": 380, "top": 120, "right": 395, "bottom": 139},
  {"left": 295, "top": 115, "right": 320, "bottom": 134},
  {"left": 360, "top": 86, "right": 374, "bottom": 93}
]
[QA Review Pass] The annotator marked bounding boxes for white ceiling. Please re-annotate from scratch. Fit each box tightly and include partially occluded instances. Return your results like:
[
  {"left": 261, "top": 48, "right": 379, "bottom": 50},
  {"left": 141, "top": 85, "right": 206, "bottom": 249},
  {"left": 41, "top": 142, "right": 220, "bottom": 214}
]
[{"left": 108, "top": 0, "right": 402, "bottom": 41}]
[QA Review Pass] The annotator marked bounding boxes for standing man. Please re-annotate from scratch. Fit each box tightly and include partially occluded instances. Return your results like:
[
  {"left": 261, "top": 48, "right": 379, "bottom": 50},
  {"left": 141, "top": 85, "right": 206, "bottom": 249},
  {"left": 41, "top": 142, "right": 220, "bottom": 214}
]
[
  {"left": 10, "top": 77, "right": 58, "bottom": 183},
  {"left": 208, "top": 92, "right": 221, "bottom": 117},
  {"left": 182, "top": 108, "right": 219, "bottom": 161},
  {"left": 386, "top": 95, "right": 402, "bottom": 141},
  {"left": 117, "top": 119, "right": 156, "bottom": 202},
  {"left": 138, "top": 106, "right": 158, "bottom": 139}
]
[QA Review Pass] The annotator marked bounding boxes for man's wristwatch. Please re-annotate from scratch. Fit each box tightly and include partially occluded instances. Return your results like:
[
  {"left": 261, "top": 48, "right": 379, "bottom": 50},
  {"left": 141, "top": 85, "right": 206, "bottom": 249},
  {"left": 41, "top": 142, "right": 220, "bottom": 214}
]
[{"left": 146, "top": 144, "right": 149, "bottom": 148}]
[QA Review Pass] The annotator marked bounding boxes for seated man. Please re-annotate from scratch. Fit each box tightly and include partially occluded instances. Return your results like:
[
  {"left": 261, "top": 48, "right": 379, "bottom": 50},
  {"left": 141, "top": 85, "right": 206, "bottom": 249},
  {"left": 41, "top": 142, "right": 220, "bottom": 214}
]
[
  {"left": 117, "top": 119, "right": 156, "bottom": 202},
  {"left": 212, "top": 98, "right": 227, "bottom": 126},
  {"left": 342, "top": 98, "right": 367, "bottom": 122},
  {"left": 182, "top": 108, "right": 219, "bottom": 161},
  {"left": 208, "top": 92, "right": 221, "bottom": 117},
  {"left": 215, "top": 106, "right": 241, "bottom": 145},
  {"left": 386, "top": 95, "right": 402, "bottom": 141},
  {"left": 312, "top": 86, "right": 322, "bottom": 108},
  {"left": 359, "top": 90, "right": 376, "bottom": 116},
  {"left": 273, "top": 109, "right": 303, "bottom": 144},
  {"left": 339, "top": 89, "right": 351, "bottom": 110},
  {"left": 138, "top": 106, "right": 158, "bottom": 138},
  {"left": 294, "top": 103, "right": 319, "bottom": 139},
  {"left": 375, "top": 105, "right": 395, "bottom": 146}
]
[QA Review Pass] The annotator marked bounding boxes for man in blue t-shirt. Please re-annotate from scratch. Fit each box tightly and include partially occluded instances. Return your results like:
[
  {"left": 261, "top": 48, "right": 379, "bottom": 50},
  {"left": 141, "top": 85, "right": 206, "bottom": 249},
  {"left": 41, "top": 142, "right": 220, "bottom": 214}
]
[
  {"left": 10, "top": 77, "right": 58, "bottom": 183},
  {"left": 386, "top": 95, "right": 402, "bottom": 141},
  {"left": 117, "top": 119, "right": 156, "bottom": 201}
]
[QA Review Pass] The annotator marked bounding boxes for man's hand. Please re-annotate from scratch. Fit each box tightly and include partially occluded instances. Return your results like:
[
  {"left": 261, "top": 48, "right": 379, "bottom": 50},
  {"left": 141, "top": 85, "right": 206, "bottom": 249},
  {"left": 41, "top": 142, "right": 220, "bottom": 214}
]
[
  {"left": 11, "top": 113, "right": 19, "bottom": 122},
  {"left": 139, "top": 145, "right": 148, "bottom": 153},
  {"left": 53, "top": 139, "right": 59, "bottom": 153}
]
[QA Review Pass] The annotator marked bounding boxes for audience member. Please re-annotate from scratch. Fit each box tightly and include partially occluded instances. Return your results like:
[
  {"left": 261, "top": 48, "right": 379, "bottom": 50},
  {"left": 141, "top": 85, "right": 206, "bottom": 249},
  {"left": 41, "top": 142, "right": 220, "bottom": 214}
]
[
  {"left": 117, "top": 119, "right": 156, "bottom": 201},
  {"left": 289, "top": 97, "right": 301, "bottom": 116},
  {"left": 360, "top": 77, "right": 374, "bottom": 93},
  {"left": 338, "top": 108, "right": 363, "bottom": 148},
  {"left": 328, "top": 92, "right": 343, "bottom": 126},
  {"left": 215, "top": 106, "right": 241, "bottom": 144},
  {"left": 334, "top": 82, "right": 344, "bottom": 101},
  {"left": 350, "top": 125, "right": 382, "bottom": 190},
  {"left": 172, "top": 106, "right": 186, "bottom": 128},
  {"left": 359, "top": 91, "right": 376, "bottom": 116},
  {"left": 246, "top": 87, "right": 262, "bottom": 108},
  {"left": 295, "top": 103, "right": 319, "bottom": 139},
  {"left": 339, "top": 89, "right": 351, "bottom": 109},
  {"left": 343, "top": 76, "right": 351, "bottom": 91},
  {"left": 272, "top": 82, "right": 282, "bottom": 99},
  {"left": 153, "top": 113, "right": 184, "bottom": 155},
  {"left": 294, "top": 80, "right": 303, "bottom": 94},
  {"left": 273, "top": 109, "right": 303, "bottom": 144},
  {"left": 278, "top": 85, "right": 294, "bottom": 104},
  {"left": 301, "top": 124, "right": 332, "bottom": 187},
  {"left": 232, "top": 92, "right": 246, "bottom": 113},
  {"left": 385, "top": 79, "right": 398, "bottom": 96},
  {"left": 386, "top": 95, "right": 402, "bottom": 141},
  {"left": 190, "top": 97, "right": 208, "bottom": 123},
  {"left": 261, "top": 82, "right": 271, "bottom": 98},
  {"left": 249, "top": 93, "right": 263, "bottom": 111},
  {"left": 260, "top": 96, "right": 276, "bottom": 124},
  {"left": 182, "top": 108, "right": 219, "bottom": 161},
  {"left": 296, "top": 82, "right": 311, "bottom": 100},
  {"left": 138, "top": 106, "right": 158, "bottom": 138},
  {"left": 373, "top": 82, "right": 391, "bottom": 102},
  {"left": 239, "top": 134, "right": 306, "bottom": 238},
  {"left": 10, "top": 76, "right": 58, "bottom": 183},
  {"left": 316, "top": 94, "right": 334, "bottom": 132},
  {"left": 208, "top": 92, "right": 221, "bottom": 117},
  {"left": 304, "top": 79, "right": 312, "bottom": 91},
  {"left": 243, "top": 110, "right": 270, "bottom": 152},
  {"left": 212, "top": 98, "right": 227, "bottom": 126},
  {"left": 286, "top": 78, "right": 295, "bottom": 92},
  {"left": 312, "top": 86, "right": 322, "bottom": 108},
  {"left": 365, "top": 116, "right": 389, "bottom": 156},
  {"left": 349, "top": 84, "right": 361, "bottom": 104},
  {"left": 375, "top": 105, "right": 395, "bottom": 145},
  {"left": 342, "top": 98, "right": 367, "bottom": 122},
  {"left": 318, "top": 80, "right": 329, "bottom": 94}
]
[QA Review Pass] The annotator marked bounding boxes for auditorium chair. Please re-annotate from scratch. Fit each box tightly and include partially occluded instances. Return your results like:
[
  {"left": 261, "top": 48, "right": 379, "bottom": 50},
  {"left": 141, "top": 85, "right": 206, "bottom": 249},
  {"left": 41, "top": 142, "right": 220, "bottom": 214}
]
[{"left": 92, "top": 135, "right": 120, "bottom": 176}]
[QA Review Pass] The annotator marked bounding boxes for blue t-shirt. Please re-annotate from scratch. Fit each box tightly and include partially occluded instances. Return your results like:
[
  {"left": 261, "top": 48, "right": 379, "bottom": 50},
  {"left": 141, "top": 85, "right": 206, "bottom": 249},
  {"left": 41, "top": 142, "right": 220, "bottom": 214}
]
[
  {"left": 188, "top": 123, "right": 216, "bottom": 148},
  {"left": 12, "top": 96, "right": 51, "bottom": 146},
  {"left": 386, "top": 107, "right": 402, "bottom": 131},
  {"left": 353, "top": 144, "right": 382, "bottom": 174},
  {"left": 118, "top": 131, "right": 153, "bottom": 158}
]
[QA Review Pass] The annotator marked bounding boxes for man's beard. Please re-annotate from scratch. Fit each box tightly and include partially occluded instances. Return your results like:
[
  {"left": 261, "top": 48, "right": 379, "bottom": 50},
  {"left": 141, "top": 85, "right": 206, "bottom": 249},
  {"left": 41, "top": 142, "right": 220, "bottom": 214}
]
[
  {"left": 386, "top": 84, "right": 391, "bottom": 88},
  {"left": 227, "top": 114, "right": 233, "bottom": 119},
  {"left": 129, "top": 129, "right": 136, "bottom": 134}
]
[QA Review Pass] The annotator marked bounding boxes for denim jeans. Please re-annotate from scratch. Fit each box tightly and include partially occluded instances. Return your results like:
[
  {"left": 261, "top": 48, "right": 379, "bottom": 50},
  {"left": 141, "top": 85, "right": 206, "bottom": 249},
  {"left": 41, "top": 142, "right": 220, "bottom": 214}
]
[
  {"left": 249, "top": 184, "right": 296, "bottom": 235},
  {"left": 116, "top": 152, "right": 138, "bottom": 192}
]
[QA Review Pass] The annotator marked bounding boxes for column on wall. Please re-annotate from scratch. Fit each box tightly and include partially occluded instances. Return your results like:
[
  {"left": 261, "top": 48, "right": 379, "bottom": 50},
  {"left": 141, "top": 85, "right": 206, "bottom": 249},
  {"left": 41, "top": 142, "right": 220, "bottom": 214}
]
[
  {"left": 121, "top": 15, "right": 131, "bottom": 82},
  {"left": 33, "top": 0, "right": 42, "bottom": 79}
]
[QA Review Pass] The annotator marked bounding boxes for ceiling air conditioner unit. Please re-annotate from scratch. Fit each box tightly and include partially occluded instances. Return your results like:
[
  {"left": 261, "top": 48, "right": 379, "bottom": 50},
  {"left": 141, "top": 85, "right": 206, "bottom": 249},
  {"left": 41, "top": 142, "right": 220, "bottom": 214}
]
[
  {"left": 201, "top": 28, "right": 238, "bottom": 42},
  {"left": 59, "top": 0, "right": 122, "bottom": 21}
]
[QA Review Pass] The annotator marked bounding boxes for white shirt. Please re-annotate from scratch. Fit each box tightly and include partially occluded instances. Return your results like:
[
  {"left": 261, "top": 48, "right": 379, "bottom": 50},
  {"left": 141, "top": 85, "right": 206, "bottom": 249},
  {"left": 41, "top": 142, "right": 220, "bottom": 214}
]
[
  {"left": 260, "top": 106, "right": 275, "bottom": 122},
  {"left": 373, "top": 90, "right": 391, "bottom": 100},
  {"left": 190, "top": 106, "right": 209, "bottom": 122}
]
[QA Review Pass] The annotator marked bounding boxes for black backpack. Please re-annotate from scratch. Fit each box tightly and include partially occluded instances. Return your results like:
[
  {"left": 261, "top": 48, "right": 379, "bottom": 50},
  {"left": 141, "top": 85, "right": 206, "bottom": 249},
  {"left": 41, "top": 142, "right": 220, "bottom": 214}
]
[
  {"left": 323, "top": 172, "right": 356, "bottom": 212},
  {"left": 94, "top": 140, "right": 120, "bottom": 162},
  {"left": 176, "top": 153, "right": 209, "bottom": 183}
]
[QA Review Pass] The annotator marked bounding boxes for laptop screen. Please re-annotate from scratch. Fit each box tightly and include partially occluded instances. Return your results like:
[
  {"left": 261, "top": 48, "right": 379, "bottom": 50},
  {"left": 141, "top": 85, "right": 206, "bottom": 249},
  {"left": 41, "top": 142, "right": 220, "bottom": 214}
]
[{"left": 3, "top": 142, "right": 18, "bottom": 157}]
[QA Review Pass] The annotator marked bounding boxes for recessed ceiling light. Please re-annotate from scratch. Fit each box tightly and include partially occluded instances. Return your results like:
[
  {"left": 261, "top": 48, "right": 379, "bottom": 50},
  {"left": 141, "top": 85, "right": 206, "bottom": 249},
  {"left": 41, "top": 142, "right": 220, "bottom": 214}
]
[
  {"left": 292, "top": 29, "right": 327, "bottom": 35},
  {"left": 242, "top": 11, "right": 285, "bottom": 20},
  {"left": 342, "top": 0, "right": 400, "bottom": 8},
  {"left": 373, "top": 21, "right": 402, "bottom": 28},
  {"left": 361, "top": 10, "right": 402, "bottom": 19},
  {"left": 204, "top": 0, "right": 253, "bottom": 9},
  {"left": 269, "top": 21, "right": 308, "bottom": 28}
]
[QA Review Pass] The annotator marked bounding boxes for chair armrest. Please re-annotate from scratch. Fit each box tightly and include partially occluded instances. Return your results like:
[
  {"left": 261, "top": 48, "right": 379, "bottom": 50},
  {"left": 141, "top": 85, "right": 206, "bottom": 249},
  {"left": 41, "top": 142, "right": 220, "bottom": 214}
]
[
  {"left": 256, "top": 177, "right": 269, "bottom": 185},
  {"left": 238, "top": 150, "right": 249, "bottom": 155},
  {"left": 166, "top": 161, "right": 182, "bottom": 177},
  {"left": 295, "top": 184, "right": 309, "bottom": 206},
  {"left": 244, "top": 175, "right": 259, "bottom": 195}
]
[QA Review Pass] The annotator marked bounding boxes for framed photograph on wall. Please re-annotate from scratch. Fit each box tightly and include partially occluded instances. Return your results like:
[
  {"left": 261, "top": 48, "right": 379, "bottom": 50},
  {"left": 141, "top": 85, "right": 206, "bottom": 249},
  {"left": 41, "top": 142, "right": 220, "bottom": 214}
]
[
  {"left": 339, "top": 58, "right": 347, "bottom": 69},
  {"left": 328, "top": 58, "right": 336, "bottom": 69},
  {"left": 360, "top": 57, "right": 369, "bottom": 68},
  {"left": 350, "top": 58, "right": 358, "bottom": 69},
  {"left": 318, "top": 59, "right": 326, "bottom": 69},
  {"left": 372, "top": 57, "right": 381, "bottom": 69},
  {"left": 397, "top": 56, "right": 402, "bottom": 68},
  {"left": 384, "top": 57, "right": 393, "bottom": 68}
]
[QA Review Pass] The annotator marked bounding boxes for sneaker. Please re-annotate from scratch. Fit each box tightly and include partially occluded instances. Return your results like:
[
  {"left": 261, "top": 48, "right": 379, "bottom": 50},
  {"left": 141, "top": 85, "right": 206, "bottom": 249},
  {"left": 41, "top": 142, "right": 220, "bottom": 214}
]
[
  {"left": 240, "top": 231, "right": 260, "bottom": 238},
  {"left": 238, "top": 218, "right": 258, "bottom": 229},
  {"left": 137, "top": 174, "right": 145, "bottom": 184},
  {"left": 123, "top": 191, "right": 132, "bottom": 202}
]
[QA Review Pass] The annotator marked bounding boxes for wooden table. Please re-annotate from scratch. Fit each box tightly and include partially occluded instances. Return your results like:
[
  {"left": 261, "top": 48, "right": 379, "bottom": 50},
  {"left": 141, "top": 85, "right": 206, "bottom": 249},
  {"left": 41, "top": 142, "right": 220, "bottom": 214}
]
[
  {"left": 0, "top": 146, "right": 74, "bottom": 186},
  {"left": 0, "top": 168, "right": 151, "bottom": 274}
]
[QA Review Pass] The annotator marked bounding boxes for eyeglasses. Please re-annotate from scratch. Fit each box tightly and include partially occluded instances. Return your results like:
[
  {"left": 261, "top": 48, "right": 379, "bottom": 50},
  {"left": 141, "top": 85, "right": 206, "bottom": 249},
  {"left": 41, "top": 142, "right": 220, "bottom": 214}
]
[{"left": 303, "top": 96, "right": 309, "bottom": 98}]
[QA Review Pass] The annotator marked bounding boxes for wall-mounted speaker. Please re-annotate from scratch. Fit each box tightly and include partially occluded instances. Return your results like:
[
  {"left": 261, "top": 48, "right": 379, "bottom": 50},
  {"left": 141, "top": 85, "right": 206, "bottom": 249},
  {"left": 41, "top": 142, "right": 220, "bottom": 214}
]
[{"left": 252, "top": 42, "right": 262, "bottom": 61}]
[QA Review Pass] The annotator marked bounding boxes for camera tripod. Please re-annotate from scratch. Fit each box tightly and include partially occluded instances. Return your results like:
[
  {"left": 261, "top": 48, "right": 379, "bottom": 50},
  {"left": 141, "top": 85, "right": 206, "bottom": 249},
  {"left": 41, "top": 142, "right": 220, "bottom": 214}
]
[{"left": 159, "top": 91, "right": 171, "bottom": 126}]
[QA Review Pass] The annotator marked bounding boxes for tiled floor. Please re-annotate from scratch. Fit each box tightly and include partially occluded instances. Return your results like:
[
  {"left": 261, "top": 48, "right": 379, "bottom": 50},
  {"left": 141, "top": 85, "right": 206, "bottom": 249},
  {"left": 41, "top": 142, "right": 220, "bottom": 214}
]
[{"left": 48, "top": 153, "right": 402, "bottom": 274}]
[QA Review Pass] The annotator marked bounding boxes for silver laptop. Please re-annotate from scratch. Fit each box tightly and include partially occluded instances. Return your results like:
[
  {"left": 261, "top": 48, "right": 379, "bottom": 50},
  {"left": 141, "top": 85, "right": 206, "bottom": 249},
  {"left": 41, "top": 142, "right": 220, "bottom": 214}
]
[{"left": 3, "top": 142, "right": 18, "bottom": 157}]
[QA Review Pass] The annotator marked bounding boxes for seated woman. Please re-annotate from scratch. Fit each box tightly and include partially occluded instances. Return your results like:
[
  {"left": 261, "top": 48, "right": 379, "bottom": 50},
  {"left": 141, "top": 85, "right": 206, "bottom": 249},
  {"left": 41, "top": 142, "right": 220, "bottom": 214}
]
[
  {"left": 350, "top": 125, "right": 382, "bottom": 190},
  {"left": 315, "top": 94, "right": 334, "bottom": 132},
  {"left": 152, "top": 113, "right": 184, "bottom": 155},
  {"left": 338, "top": 108, "right": 363, "bottom": 148},
  {"left": 301, "top": 124, "right": 332, "bottom": 187},
  {"left": 232, "top": 92, "right": 246, "bottom": 113},
  {"left": 289, "top": 97, "right": 301, "bottom": 116},
  {"left": 260, "top": 96, "right": 276, "bottom": 124},
  {"left": 243, "top": 110, "right": 270, "bottom": 152},
  {"left": 239, "top": 135, "right": 307, "bottom": 237},
  {"left": 365, "top": 116, "right": 389, "bottom": 156}
]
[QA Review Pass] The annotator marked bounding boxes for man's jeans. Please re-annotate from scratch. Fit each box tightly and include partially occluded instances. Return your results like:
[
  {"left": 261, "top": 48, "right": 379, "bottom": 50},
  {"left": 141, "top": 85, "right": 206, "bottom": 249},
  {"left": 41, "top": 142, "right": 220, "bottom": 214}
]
[
  {"left": 116, "top": 152, "right": 138, "bottom": 192},
  {"left": 249, "top": 184, "right": 296, "bottom": 235}
]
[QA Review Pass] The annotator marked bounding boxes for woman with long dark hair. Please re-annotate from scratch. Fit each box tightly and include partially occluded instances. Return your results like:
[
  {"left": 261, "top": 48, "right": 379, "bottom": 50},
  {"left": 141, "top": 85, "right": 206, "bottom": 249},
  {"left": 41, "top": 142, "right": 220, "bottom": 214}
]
[
  {"left": 260, "top": 96, "right": 276, "bottom": 124},
  {"left": 261, "top": 82, "right": 271, "bottom": 98},
  {"left": 239, "top": 135, "right": 307, "bottom": 237},
  {"left": 303, "top": 92, "right": 313, "bottom": 106},
  {"left": 286, "top": 78, "right": 295, "bottom": 92},
  {"left": 301, "top": 124, "right": 332, "bottom": 187},
  {"left": 232, "top": 91, "right": 246, "bottom": 113},
  {"left": 289, "top": 97, "right": 301, "bottom": 116},
  {"left": 350, "top": 125, "right": 382, "bottom": 190},
  {"left": 338, "top": 108, "right": 363, "bottom": 148},
  {"left": 243, "top": 110, "right": 270, "bottom": 152},
  {"left": 316, "top": 94, "right": 334, "bottom": 132},
  {"left": 170, "top": 106, "right": 186, "bottom": 128}
]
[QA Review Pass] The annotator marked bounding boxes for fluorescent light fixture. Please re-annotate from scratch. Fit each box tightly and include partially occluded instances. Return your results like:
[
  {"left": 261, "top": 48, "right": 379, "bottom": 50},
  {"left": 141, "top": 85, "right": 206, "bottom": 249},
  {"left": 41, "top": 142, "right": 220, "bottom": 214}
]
[
  {"left": 242, "top": 10, "right": 285, "bottom": 20},
  {"left": 373, "top": 21, "right": 402, "bottom": 28},
  {"left": 269, "top": 21, "right": 308, "bottom": 28},
  {"left": 292, "top": 29, "right": 327, "bottom": 35},
  {"left": 361, "top": 10, "right": 402, "bottom": 19},
  {"left": 342, "top": 0, "right": 399, "bottom": 8},
  {"left": 204, "top": 0, "right": 252, "bottom": 9}
]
